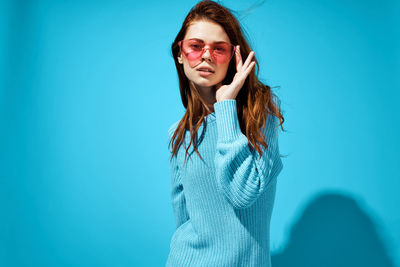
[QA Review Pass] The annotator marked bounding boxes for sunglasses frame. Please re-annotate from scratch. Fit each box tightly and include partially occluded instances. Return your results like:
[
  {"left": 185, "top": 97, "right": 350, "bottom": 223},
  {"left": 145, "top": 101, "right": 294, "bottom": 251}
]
[{"left": 178, "top": 39, "right": 236, "bottom": 64}]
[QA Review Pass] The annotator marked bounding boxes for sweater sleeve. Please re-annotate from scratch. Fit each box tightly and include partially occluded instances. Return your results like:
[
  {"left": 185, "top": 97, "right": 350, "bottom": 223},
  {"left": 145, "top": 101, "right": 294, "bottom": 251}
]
[
  {"left": 214, "top": 99, "right": 283, "bottom": 209},
  {"left": 168, "top": 123, "right": 190, "bottom": 229}
]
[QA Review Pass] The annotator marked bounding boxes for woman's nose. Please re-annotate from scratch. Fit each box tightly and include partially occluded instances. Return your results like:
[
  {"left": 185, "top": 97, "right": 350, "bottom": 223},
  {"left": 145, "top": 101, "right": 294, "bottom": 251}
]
[{"left": 201, "top": 47, "right": 212, "bottom": 60}]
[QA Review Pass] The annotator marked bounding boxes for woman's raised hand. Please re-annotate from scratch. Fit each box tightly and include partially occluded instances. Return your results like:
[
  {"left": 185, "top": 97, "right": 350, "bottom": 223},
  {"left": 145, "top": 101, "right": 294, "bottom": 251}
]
[{"left": 215, "top": 45, "right": 255, "bottom": 102}]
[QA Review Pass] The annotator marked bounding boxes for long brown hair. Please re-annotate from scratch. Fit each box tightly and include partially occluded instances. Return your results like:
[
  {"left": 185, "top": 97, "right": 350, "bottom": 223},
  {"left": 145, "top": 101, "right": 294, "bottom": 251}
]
[{"left": 169, "top": 0, "right": 285, "bottom": 165}]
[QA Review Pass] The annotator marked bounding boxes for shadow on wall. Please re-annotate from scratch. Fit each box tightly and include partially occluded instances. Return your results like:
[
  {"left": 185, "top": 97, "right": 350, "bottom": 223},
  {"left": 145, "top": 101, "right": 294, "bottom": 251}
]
[{"left": 272, "top": 192, "right": 395, "bottom": 267}]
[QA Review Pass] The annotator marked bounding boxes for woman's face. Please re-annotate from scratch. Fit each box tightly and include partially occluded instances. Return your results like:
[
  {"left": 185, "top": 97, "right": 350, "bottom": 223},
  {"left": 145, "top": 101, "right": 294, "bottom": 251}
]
[{"left": 177, "top": 20, "right": 232, "bottom": 91}]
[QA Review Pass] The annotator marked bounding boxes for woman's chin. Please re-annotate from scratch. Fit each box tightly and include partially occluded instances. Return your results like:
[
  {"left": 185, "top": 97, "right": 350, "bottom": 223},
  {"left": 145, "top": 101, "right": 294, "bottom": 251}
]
[{"left": 193, "top": 81, "right": 219, "bottom": 89}]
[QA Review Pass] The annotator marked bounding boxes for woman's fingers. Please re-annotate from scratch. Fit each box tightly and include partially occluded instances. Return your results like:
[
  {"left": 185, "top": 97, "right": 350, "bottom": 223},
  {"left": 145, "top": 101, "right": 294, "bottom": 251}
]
[
  {"left": 245, "top": 61, "right": 255, "bottom": 76},
  {"left": 237, "top": 60, "right": 255, "bottom": 86},
  {"left": 243, "top": 51, "right": 255, "bottom": 70},
  {"left": 231, "top": 46, "right": 255, "bottom": 96},
  {"left": 235, "top": 45, "right": 242, "bottom": 71},
  {"left": 236, "top": 46, "right": 255, "bottom": 74}
]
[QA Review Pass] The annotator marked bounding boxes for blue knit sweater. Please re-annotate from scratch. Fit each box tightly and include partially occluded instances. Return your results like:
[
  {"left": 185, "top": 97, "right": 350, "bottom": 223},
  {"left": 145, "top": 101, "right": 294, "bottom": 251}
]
[{"left": 166, "top": 99, "right": 283, "bottom": 267}]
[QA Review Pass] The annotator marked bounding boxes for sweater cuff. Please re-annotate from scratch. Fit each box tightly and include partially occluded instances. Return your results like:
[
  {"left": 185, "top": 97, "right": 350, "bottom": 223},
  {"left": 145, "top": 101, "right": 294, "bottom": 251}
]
[{"left": 214, "top": 99, "right": 243, "bottom": 143}]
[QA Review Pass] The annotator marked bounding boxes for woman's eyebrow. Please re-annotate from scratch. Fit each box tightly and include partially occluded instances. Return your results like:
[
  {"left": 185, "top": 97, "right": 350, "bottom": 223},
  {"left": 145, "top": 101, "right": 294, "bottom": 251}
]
[{"left": 189, "top": 38, "right": 228, "bottom": 43}]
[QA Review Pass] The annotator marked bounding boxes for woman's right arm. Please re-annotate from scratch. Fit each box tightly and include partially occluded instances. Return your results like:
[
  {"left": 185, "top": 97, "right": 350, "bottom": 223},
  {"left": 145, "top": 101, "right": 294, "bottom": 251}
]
[{"left": 168, "top": 123, "right": 190, "bottom": 229}]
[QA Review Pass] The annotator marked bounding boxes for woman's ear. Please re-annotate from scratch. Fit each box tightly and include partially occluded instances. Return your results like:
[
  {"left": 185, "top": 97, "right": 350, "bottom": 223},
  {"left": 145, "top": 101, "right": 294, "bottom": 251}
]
[{"left": 177, "top": 53, "right": 183, "bottom": 64}]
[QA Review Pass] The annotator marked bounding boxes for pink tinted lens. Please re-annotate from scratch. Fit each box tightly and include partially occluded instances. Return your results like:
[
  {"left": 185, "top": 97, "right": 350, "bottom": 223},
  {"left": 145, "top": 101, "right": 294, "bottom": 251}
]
[{"left": 181, "top": 40, "right": 234, "bottom": 66}]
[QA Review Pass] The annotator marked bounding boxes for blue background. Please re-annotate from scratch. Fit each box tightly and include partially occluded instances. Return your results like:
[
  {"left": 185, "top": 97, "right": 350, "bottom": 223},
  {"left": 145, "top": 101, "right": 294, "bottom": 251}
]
[{"left": 1, "top": 0, "right": 399, "bottom": 266}]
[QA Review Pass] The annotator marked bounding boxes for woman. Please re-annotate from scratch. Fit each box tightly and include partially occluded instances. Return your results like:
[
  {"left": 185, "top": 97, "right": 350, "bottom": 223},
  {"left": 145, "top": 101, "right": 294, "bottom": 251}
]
[{"left": 167, "top": 0, "right": 285, "bottom": 266}]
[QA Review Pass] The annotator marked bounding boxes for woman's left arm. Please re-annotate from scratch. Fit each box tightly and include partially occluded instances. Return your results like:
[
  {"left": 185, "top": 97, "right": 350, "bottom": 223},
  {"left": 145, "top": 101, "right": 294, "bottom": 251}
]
[{"left": 214, "top": 99, "right": 283, "bottom": 209}]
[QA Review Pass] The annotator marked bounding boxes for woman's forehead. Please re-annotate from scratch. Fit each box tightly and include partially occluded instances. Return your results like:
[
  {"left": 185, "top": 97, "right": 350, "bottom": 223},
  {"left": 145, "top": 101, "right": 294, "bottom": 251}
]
[
  {"left": 186, "top": 38, "right": 229, "bottom": 44},
  {"left": 184, "top": 20, "right": 230, "bottom": 43}
]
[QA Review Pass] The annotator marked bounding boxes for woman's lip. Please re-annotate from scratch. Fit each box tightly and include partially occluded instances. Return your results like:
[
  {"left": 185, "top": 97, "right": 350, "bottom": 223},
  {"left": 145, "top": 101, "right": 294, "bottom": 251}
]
[{"left": 198, "top": 70, "right": 214, "bottom": 76}]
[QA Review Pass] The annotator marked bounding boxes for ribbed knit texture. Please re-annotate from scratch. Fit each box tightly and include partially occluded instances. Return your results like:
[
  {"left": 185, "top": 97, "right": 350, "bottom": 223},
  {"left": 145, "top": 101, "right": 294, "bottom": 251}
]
[{"left": 166, "top": 99, "right": 283, "bottom": 267}]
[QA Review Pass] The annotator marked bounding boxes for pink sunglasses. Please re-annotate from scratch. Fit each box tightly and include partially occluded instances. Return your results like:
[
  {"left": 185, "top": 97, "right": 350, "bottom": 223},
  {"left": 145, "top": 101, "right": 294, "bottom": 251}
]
[{"left": 178, "top": 38, "right": 236, "bottom": 67}]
